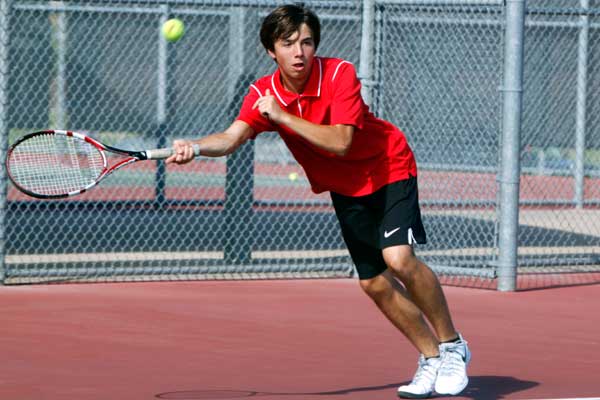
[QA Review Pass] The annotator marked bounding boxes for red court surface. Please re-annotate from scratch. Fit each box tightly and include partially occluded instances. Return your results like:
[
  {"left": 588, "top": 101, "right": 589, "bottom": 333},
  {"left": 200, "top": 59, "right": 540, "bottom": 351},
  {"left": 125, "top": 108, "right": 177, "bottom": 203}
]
[{"left": 1, "top": 279, "right": 599, "bottom": 400}]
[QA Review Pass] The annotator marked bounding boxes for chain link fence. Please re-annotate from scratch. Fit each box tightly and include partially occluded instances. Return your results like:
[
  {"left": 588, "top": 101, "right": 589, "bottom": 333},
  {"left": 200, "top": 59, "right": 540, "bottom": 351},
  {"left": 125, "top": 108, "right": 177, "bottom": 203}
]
[
  {"left": 0, "top": 0, "right": 599, "bottom": 289},
  {"left": 518, "top": 0, "right": 600, "bottom": 288}
]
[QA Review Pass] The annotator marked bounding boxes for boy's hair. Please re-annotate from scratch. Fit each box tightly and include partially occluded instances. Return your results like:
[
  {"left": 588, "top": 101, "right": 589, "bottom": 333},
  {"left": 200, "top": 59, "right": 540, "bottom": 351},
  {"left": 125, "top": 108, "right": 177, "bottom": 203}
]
[{"left": 260, "top": 4, "right": 321, "bottom": 52}]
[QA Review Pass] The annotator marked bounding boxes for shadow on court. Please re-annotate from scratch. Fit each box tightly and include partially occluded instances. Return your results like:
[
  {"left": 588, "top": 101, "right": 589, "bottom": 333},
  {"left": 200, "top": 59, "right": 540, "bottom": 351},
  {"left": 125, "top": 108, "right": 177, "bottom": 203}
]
[
  {"left": 8, "top": 206, "right": 599, "bottom": 254},
  {"left": 457, "top": 375, "right": 539, "bottom": 399},
  {"left": 156, "top": 382, "right": 403, "bottom": 399},
  {"left": 155, "top": 376, "right": 538, "bottom": 399},
  {"left": 8, "top": 205, "right": 600, "bottom": 287}
]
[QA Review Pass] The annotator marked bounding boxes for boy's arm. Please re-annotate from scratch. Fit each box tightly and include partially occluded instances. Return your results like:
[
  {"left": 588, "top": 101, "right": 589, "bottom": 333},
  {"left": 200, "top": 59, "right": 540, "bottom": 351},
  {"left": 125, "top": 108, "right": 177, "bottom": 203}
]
[
  {"left": 277, "top": 113, "right": 354, "bottom": 156},
  {"left": 166, "top": 120, "right": 255, "bottom": 164},
  {"left": 253, "top": 89, "right": 354, "bottom": 157}
]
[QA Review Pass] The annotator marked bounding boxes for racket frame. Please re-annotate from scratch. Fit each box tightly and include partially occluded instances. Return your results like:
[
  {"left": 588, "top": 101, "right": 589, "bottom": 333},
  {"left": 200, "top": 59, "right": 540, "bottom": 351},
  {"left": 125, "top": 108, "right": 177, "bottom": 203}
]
[{"left": 5, "top": 130, "right": 178, "bottom": 199}]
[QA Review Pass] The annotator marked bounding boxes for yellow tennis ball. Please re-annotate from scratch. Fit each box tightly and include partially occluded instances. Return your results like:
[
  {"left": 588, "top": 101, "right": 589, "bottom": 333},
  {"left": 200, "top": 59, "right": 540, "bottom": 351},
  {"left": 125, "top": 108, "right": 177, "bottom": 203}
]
[
  {"left": 288, "top": 172, "right": 299, "bottom": 181},
  {"left": 162, "top": 18, "right": 185, "bottom": 42}
]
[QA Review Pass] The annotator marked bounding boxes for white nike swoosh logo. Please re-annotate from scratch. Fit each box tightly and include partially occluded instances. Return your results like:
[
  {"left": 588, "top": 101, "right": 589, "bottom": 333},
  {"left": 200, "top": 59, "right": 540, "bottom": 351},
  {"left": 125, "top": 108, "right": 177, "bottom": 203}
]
[{"left": 384, "top": 227, "right": 401, "bottom": 238}]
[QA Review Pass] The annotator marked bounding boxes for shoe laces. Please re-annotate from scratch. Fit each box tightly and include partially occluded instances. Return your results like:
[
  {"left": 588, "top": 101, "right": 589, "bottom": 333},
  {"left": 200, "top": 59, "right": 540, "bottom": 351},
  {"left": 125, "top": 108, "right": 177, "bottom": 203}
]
[
  {"left": 439, "top": 342, "right": 467, "bottom": 376},
  {"left": 410, "top": 355, "right": 440, "bottom": 387}
]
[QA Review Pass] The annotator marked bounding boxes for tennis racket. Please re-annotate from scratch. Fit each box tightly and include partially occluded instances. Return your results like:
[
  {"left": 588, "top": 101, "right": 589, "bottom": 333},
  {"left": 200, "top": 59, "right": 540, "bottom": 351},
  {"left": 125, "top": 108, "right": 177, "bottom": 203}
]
[{"left": 5, "top": 130, "right": 200, "bottom": 199}]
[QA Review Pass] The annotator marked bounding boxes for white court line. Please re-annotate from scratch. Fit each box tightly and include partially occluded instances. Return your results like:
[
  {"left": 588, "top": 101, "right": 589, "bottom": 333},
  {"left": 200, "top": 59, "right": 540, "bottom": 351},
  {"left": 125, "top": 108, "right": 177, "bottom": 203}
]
[{"left": 528, "top": 398, "right": 600, "bottom": 400}]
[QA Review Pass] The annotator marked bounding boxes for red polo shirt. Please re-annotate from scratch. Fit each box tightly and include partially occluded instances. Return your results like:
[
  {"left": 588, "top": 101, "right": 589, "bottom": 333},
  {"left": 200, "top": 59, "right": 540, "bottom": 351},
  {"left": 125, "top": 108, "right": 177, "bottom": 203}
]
[{"left": 237, "top": 56, "right": 417, "bottom": 197}]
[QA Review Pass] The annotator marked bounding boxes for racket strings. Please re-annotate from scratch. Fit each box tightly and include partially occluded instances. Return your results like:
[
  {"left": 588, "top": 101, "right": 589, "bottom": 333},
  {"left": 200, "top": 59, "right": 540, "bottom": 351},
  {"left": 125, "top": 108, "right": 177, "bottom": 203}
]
[{"left": 7, "top": 134, "right": 106, "bottom": 196}]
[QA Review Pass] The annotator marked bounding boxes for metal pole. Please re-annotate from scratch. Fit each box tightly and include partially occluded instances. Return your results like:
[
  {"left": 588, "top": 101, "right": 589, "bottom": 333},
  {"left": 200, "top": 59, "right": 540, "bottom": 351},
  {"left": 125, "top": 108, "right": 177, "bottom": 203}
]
[
  {"left": 157, "top": 5, "right": 168, "bottom": 125},
  {"left": 497, "top": 0, "right": 526, "bottom": 292},
  {"left": 228, "top": 7, "right": 246, "bottom": 99},
  {"left": 359, "top": 0, "right": 375, "bottom": 105},
  {"left": 224, "top": 8, "right": 255, "bottom": 265},
  {"left": 50, "top": 1, "right": 67, "bottom": 129},
  {"left": 372, "top": 4, "right": 384, "bottom": 115},
  {"left": 156, "top": 5, "right": 171, "bottom": 204},
  {"left": 0, "top": 0, "right": 10, "bottom": 284},
  {"left": 574, "top": 0, "right": 589, "bottom": 209}
]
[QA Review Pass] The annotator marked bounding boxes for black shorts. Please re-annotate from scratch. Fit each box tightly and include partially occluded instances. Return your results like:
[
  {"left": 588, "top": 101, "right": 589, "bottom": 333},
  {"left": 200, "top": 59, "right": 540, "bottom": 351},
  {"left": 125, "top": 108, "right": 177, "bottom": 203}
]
[{"left": 331, "top": 176, "right": 427, "bottom": 280}]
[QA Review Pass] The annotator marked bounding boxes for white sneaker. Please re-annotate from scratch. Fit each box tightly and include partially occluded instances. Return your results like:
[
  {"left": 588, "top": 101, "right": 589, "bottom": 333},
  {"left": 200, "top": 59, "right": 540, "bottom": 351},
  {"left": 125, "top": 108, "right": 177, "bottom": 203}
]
[
  {"left": 435, "top": 333, "right": 471, "bottom": 396},
  {"left": 397, "top": 354, "right": 441, "bottom": 399}
]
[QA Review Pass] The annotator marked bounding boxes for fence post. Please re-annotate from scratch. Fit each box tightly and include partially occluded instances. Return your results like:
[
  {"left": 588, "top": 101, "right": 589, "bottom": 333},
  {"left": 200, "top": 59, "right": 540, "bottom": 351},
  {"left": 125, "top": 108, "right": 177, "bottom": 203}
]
[
  {"left": 359, "top": 0, "right": 376, "bottom": 106},
  {"left": 497, "top": 0, "right": 526, "bottom": 291},
  {"left": 574, "top": 0, "right": 589, "bottom": 209},
  {"left": 224, "top": 74, "right": 254, "bottom": 265},
  {"left": 224, "top": 7, "right": 255, "bottom": 265},
  {"left": 49, "top": 1, "right": 67, "bottom": 129},
  {"left": 156, "top": 5, "right": 174, "bottom": 205},
  {"left": 0, "top": 0, "right": 10, "bottom": 284},
  {"left": 228, "top": 7, "right": 247, "bottom": 99}
]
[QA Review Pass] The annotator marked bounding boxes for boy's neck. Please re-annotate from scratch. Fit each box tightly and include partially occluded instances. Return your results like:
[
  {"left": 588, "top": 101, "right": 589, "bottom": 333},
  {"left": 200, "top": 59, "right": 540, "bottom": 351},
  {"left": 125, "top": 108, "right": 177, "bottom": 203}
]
[{"left": 280, "top": 74, "right": 308, "bottom": 94}]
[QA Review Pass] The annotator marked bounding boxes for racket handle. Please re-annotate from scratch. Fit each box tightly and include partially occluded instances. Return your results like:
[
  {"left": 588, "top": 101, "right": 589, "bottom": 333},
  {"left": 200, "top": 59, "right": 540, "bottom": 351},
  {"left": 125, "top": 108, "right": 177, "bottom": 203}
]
[{"left": 146, "top": 144, "right": 201, "bottom": 160}]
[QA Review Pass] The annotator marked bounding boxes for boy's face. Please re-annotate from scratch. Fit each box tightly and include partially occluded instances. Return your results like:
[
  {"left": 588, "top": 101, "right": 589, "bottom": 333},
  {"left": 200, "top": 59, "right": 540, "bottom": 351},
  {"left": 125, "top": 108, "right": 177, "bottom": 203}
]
[{"left": 268, "top": 23, "right": 316, "bottom": 88}]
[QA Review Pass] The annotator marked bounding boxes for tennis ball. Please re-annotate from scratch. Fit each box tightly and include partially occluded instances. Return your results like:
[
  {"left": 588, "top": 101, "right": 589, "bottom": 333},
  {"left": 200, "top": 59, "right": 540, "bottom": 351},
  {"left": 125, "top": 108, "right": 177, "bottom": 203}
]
[
  {"left": 162, "top": 18, "right": 185, "bottom": 42},
  {"left": 288, "top": 172, "right": 299, "bottom": 181}
]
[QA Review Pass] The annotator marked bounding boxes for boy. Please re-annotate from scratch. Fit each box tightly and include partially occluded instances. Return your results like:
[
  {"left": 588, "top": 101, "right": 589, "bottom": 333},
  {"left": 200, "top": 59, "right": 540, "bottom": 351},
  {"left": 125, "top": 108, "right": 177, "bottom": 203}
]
[{"left": 167, "top": 4, "right": 470, "bottom": 398}]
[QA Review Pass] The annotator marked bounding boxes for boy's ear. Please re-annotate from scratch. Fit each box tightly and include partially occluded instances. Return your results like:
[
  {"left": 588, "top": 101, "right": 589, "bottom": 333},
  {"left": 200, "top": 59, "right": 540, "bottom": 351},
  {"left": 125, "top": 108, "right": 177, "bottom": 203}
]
[{"left": 267, "top": 49, "right": 277, "bottom": 61}]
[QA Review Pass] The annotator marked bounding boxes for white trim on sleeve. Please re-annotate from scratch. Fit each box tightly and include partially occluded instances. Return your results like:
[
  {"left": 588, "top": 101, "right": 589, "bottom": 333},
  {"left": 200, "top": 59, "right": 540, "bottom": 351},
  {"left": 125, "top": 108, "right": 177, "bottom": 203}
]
[
  {"left": 270, "top": 75, "right": 288, "bottom": 106},
  {"left": 250, "top": 84, "right": 262, "bottom": 97},
  {"left": 317, "top": 57, "right": 322, "bottom": 96},
  {"left": 332, "top": 60, "right": 352, "bottom": 83}
]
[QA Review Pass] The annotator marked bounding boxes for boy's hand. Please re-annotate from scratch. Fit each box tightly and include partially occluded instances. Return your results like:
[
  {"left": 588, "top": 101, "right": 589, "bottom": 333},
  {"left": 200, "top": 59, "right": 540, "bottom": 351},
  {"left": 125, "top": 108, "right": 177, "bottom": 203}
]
[
  {"left": 252, "top": 89, "right": 285, "bottom": 124},
  {"left": 166, "top": 139, "right": 197, "bottom": 164}
]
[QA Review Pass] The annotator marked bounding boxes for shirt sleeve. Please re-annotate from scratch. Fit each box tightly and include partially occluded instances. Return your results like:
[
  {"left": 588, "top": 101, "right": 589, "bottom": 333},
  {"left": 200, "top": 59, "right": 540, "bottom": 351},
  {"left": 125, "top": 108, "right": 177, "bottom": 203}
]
[
  {"left": 329, "top": 62, "right": 364, "bottom": 130},
  {"left": 236, "top": 84, "right": 275, "bottom": 137}
]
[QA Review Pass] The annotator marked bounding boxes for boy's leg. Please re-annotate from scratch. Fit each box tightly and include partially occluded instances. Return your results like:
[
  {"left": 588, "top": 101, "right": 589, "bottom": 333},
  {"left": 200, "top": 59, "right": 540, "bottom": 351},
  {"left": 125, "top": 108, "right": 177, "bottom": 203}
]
[
  {"left": 383, "top": 245, "right": 471, "bottom": 396},
  {"left": 376, "top": 177, "right": 471, "bottom": 397},
  {"left": 382, "top": 245, "right": 457, "bottom": 341},
  {"left": 359, "top": 272, "right": 440, "bottom": 357},
  {"left": 330, "top": 191, "right": 442, "bottom": 398},
  {"left": 330, "top": 186, "right": 469, "bottom": 397},
  {"left": 359, "top": 272, "right": 441, "bottom": 399}
]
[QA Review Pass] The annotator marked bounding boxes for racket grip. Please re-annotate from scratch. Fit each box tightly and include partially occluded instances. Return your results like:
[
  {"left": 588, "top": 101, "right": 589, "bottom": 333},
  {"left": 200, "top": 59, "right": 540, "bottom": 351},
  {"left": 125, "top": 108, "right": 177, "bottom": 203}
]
[
  {"left": 145, "top": 148, "right": 174, "bottom": 159},
  {"left": 146, "top": 144, "right": 201, "bottom": 159}
]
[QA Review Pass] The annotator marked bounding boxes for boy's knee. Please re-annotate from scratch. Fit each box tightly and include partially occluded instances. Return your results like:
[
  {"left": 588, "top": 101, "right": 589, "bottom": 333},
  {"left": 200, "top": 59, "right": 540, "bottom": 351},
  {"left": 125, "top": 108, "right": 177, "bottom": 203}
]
[
  {"left": 359, "top": 274, "right": 392, "bottom": 301},
  {"left": 384, "top": 246, "right": 420, "bottom": 282}
]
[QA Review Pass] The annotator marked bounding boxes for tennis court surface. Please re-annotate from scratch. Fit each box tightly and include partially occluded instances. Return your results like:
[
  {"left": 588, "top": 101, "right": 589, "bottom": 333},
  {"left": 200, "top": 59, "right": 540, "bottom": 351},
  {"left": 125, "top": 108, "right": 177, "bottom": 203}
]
[{"left": 1, "top": 279, "right": 598, "bottom": 400}]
